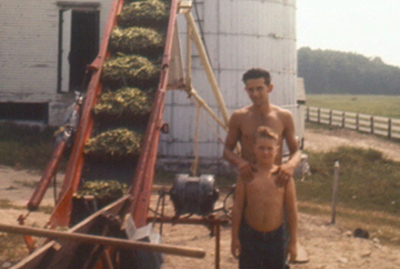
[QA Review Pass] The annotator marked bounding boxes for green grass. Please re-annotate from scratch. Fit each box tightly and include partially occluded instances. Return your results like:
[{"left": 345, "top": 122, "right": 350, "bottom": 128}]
[
  {"left": 306, "top": 94, "right": 400, "bottom": 118},
  {"left": 298, "top": 146, "right": 400, "bottom": 215},
  {"left": 297, "top": 146, "right": 400, "bottom": 245},
  {"left": 0, "top": 122, "right": 68, "bottom": 170}
]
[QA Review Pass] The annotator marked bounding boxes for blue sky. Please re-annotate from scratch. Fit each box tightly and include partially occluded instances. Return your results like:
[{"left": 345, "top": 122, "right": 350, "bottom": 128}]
[{"left": 297, "top": 0, "right": 400, "bottom": 67}]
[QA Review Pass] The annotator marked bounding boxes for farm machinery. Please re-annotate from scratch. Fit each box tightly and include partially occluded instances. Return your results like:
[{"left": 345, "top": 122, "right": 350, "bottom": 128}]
[{"left": 0, "top": 0, "right": 234, "bottom": 268}]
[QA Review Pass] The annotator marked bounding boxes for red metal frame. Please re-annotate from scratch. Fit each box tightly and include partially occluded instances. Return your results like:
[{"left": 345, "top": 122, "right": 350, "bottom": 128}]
[
  {"left": 48, "top": 0, "right": 125, "bottom": 228},
  {"left": 128, "top": 0, "right": 180, "bottom": 228}
]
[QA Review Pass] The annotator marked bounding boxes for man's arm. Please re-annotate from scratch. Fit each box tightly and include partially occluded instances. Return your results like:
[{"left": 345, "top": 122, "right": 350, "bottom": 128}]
[
  {"left": 284, "top": 177, "right": 298, "bottom": 262},
  {"left": 231, "top": 177, "right": 245, "bottom": 259},
  {"left": 277, "top": 110, "right": 302, "bottom": 184},
  {"left": 223, "top": 111, "right": 256, "bottom": 181}
]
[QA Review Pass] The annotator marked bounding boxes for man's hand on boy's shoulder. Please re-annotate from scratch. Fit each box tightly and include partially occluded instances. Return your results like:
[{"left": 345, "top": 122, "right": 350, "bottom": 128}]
[
  {"left": 238, "top": 160, "right": 257, "bottom": 182},
  {"left": 231, "top": 238, "right": 241, "bottom": 259},
  {"left": 276, "top": 163, "right": 295, "bottom": 186}
]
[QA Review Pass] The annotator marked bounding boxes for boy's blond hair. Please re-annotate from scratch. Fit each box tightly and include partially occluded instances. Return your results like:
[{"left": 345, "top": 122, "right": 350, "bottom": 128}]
[{"left": 255, "top": 126, "right": 278, "bottom": 141}]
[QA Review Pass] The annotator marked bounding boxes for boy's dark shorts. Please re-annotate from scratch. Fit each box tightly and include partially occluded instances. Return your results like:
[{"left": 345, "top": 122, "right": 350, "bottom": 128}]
[{"left": 239, "top": 219, "right": 286, "bottom": 269}]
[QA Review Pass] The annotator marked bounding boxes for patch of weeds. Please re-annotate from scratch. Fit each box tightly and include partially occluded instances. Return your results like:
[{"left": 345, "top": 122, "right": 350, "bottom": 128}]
[
  {"left": 0, "top": 122, "right": 68, "bottom": 171},
  {"left": 0, "top": 199, "right": 12, "bottom": 209}
]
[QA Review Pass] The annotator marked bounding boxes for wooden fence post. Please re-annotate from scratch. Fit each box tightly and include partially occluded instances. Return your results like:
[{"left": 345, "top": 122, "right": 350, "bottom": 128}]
[
  {"left": 307, "top": 107, "right": 310, "bottom": 122},
  {"left": 388, "top": 118, "right": 392, "bottom": 139},
  {"left": 356, "top": 114, "right": 359, "bottom": 131},
  {"left": 370, "top": 116, "right": 374, "bottom": 134},
  {"left": 331, "top": 161, "right": 340, "bottom": 225},
  {"left": 329, "top": 110, "right": 332, "bottom": 128},
  {"left": 318, "top": 108, "right": 321, "bottom": 124},
  {"left": 342, "top": 112, "right": 345, "bottom": 128}
]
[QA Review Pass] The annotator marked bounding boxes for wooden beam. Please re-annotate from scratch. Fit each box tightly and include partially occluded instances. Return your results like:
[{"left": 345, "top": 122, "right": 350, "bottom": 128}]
[{"left": 0, "top": 223, "right": 206, "bottom": 259}]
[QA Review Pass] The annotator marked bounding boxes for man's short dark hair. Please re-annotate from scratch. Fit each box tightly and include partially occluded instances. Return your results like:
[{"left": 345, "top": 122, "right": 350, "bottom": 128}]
[{"left": 242, "top": 68, "right": 271, "bottom": 86}]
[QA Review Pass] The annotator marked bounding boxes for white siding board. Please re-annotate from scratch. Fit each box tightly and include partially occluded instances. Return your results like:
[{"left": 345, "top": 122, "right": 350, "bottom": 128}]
[{"left": 0, "top": 0, "right": 113, "bottom": 125}]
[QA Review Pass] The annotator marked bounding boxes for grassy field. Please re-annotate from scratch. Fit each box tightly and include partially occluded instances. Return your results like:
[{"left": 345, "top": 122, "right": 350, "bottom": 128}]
[
  {"left": 306, "top": 94, "right": 400, "bottom": 118},
  {"left": 296, "top": 144, "right": 400, "bottom": 245}
]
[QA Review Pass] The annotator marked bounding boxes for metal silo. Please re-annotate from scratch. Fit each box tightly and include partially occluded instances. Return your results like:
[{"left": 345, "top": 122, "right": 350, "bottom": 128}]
[{"left": 159, "top": 0, "right": 298, "bottom": 171}]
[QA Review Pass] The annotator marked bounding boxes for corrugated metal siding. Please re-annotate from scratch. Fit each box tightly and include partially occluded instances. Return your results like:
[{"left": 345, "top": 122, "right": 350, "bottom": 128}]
[
  {"left": 161, "top": 0, "right": 298, "bottom": 160},
  {"left": 0, "top": 0, "right": 113, "bottom": 125}
]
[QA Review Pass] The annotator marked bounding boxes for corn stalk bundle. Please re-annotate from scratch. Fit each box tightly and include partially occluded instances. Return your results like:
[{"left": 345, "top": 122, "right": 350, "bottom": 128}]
[
  {"left": 84, "top": 128, "right": 142, "bottom": 160},
  {"left": 118, "top": 0, "right": 169, "bottom": 28},
  {"left": 92, "top": 87, "right": 152, "bottom": 123},
  {"left": 74, "top": 180, "right": 128, "bottom": 200},
  {"left": 102, "top": 54, "right": 160, "bottom": 88},
  {"left": 109, "top": 27, "right": 164, "bottom": 57}
]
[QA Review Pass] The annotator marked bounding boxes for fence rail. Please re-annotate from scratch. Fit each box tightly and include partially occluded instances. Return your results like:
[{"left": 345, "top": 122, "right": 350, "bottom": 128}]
[{"left": 306, "top": 106, "right": 400, "bottom": 140}]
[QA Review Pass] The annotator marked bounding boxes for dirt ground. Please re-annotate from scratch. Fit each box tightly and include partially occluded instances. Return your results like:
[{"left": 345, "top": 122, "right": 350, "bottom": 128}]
[{"left": 1, "top": 127, "right": 400, "bottom": 268}]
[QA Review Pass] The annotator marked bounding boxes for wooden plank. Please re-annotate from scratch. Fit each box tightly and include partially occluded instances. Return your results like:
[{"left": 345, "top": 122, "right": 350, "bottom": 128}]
[
  {"left": 391, "top": 126, "right": 400, "bottom": 132},
  {"left": 345, "top": 124, "right": 357, "bottom": 130},
  {"left": 0, "top": 223, "right": 206, "bottom": 259},
  {"left": 373, "top": 115, "right": 390, "bottom": 122},
  {"left": 391, "top": 118, "right": 400, "bottom": 125},
  {"left": 12, "top": 196, "right": 130, "bottom": 269},
  {"left": 374, "top": 129, "right": 388, "bottom": 136},
  {"left": 373, "top": 122, "right": 388, "bottom": 130}
]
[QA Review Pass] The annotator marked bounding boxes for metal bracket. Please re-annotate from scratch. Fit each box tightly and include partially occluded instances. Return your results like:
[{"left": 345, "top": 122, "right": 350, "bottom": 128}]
[{"left": 160, "top": 123, "right": 170, "bottom": 134}]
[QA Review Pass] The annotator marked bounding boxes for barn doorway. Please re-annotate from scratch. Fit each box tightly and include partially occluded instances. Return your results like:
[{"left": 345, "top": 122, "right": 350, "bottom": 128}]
[{"left": 58, "top": 9, "right": 99, "bottom": 93}]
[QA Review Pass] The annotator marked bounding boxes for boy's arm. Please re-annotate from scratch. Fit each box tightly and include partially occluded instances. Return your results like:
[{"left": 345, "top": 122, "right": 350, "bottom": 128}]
[
  {"left": 231, "top": 177, "right": 245, "bottom": 259},
  {"left": 284, "top": 177, "right": 298, "bottom": 262}
]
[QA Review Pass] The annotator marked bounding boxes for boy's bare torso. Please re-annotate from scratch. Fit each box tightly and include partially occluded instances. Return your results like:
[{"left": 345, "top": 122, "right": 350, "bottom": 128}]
[
  {"left": 234, "top": 105, "right": 286, "bottom": 164},
  {"left": 244, "top": 169, "right": 285, "bottom": 232}
]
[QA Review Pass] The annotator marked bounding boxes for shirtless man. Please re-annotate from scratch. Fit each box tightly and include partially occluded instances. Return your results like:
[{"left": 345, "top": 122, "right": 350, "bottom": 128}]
[
  {"left": 231, "top": 127, "right": 298, "bottom": 268},
  {"left": 223, "top": 68, "right": 301, "bottom": 183}
]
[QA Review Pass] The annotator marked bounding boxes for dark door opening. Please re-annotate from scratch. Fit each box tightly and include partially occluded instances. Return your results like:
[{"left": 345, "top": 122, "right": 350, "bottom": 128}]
[{"left": 58, "top": 10, "right": 99, "bottom": 93}]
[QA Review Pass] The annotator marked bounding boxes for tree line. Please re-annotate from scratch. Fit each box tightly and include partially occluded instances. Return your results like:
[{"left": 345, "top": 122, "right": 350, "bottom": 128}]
[{"left": 298, "top": 47, "right": 400, "bottom": 95}]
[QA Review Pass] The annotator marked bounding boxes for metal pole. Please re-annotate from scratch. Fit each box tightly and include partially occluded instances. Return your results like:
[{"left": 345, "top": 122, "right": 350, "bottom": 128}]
[
  {"left": 186, "top": 20, "right": 192, "bottom": 87},
  {"left": 185, "top": 12, "right": 230, "bottom": 125},
  {"left": 331, "top": 161, "right": 340, "bottom": 224}
]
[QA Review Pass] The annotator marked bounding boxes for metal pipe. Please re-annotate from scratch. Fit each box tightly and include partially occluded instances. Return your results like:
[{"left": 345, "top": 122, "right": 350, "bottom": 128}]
[
  {"left": 0, "top": 223, "right": 205, "bottom": 259},
  {"left": 184, "top": 12, "right": 230, "bottom": 125},
  {"left": 331, "top": 161, "right": 340, "bottom": 224},
  {"left": 27, "top": 140, "right": 67, "bottom": 211}
]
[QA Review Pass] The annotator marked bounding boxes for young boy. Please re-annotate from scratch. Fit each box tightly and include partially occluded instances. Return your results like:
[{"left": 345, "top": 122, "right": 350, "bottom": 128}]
[{"left": 231, "top": 126, "right": 298, "bottom": 268}]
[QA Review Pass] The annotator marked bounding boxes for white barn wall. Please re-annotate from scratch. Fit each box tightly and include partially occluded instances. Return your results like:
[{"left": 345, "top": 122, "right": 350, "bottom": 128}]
[
  {"left": 161, "top": 0, "right": 298, "bottom": 161},
  {"left": 0, "top": 0, "right": 113, "bottom": 125}
]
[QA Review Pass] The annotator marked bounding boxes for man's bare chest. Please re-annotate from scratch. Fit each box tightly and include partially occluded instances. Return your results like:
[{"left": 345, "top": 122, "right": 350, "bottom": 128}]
[{"left": 240, "top": 115, "right": 283, "bottom": 140}]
